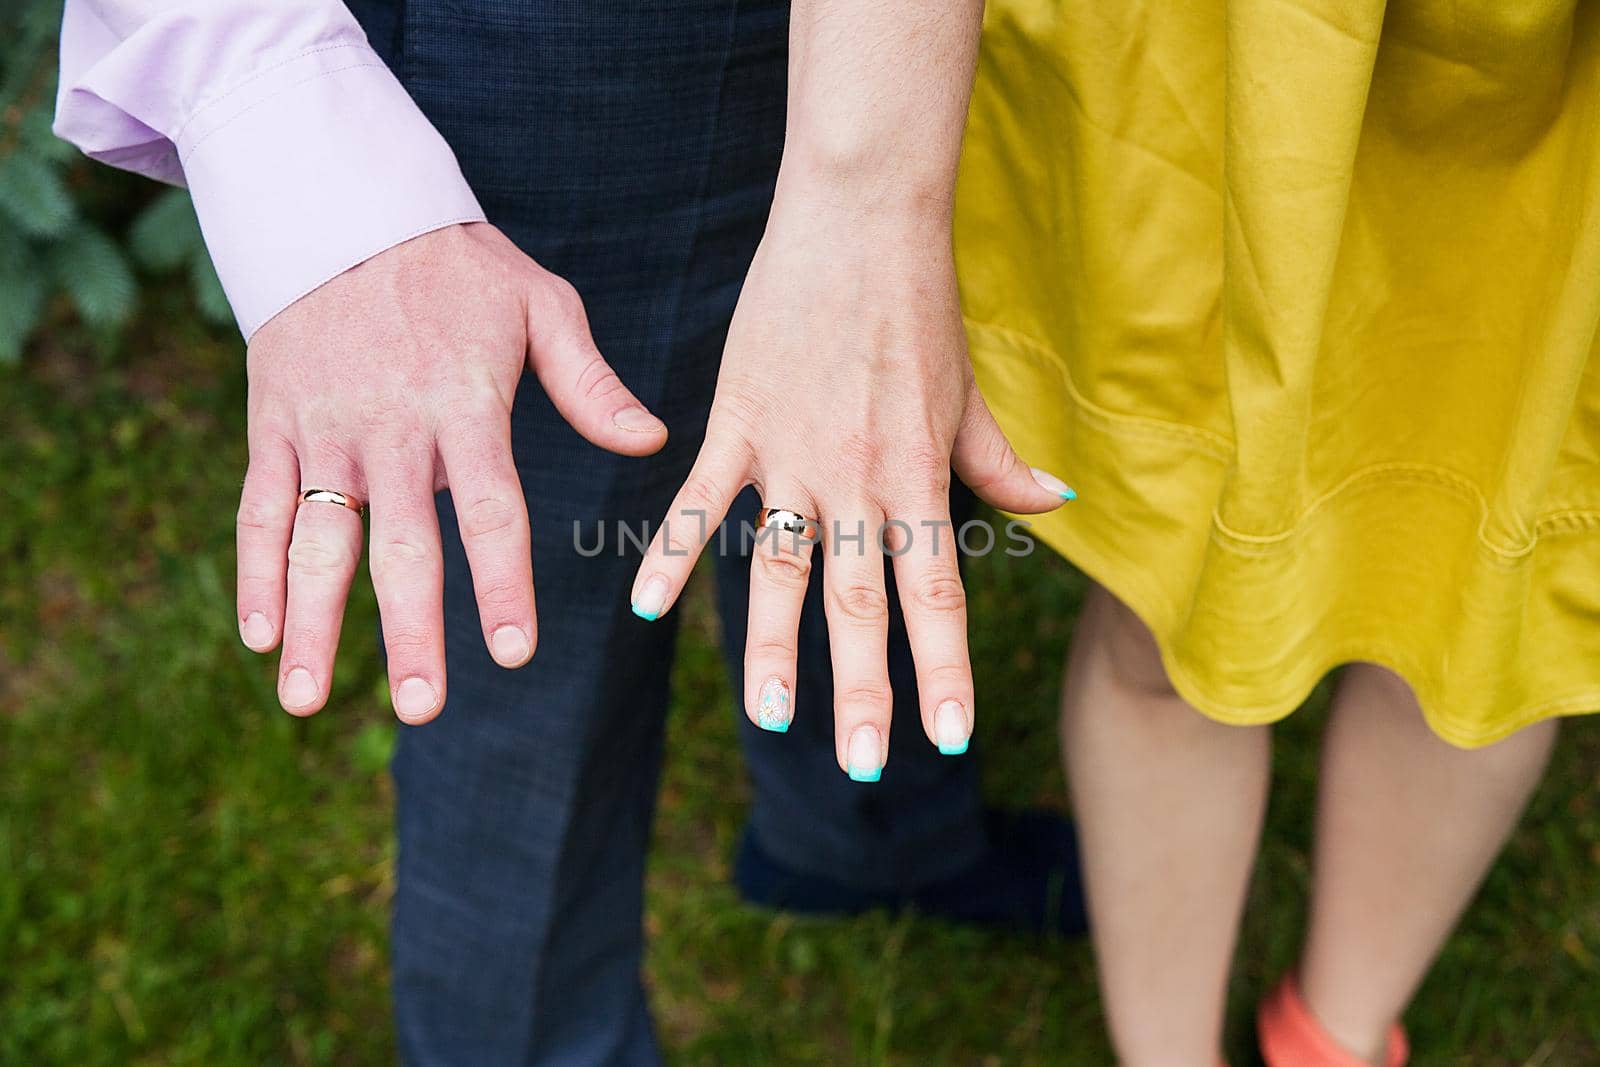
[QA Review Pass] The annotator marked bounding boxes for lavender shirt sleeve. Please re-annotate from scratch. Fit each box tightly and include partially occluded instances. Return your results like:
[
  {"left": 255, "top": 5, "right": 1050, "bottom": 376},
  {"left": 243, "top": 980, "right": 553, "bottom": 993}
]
[{"left": 53, "top": 0, "right": 486, "bottom": 340}]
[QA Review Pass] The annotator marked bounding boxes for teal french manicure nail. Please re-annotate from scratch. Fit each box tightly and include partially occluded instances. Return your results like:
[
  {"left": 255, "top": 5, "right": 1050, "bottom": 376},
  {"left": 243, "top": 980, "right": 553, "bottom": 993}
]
[
  {"left": 631, "top": 575, "right": 669, "bottom": 621},
  {"left": 1030, "top": 467, "right": 1077, "bottom": 501},
  {"left": 756, "top": 676, "right": 792, "bottom": 733},
  {"left": 933, "top": 700, "right": 970, "bottom": 756},
  {"left": 845, "top": 725, "right": 884, "bottom": 782}
]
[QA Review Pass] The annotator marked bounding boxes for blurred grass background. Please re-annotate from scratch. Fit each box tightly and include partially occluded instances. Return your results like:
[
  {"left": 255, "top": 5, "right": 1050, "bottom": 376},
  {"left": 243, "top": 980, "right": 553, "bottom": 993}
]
[{"left": 2, "top": 6, "right": 1599, "bottom": 1062}]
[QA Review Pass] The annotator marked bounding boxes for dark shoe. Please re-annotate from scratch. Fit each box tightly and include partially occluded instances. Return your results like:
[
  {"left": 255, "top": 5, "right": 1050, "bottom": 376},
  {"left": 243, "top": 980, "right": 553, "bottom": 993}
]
[{"left": 733, "top": 807, "right": 1088, "bottom": 937}]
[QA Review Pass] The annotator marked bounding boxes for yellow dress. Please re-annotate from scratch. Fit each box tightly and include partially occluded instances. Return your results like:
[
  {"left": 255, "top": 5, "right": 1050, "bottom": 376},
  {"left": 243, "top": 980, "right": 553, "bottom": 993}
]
[{"left": 954, "top": 0, "right": 1600, "bottom": 746}]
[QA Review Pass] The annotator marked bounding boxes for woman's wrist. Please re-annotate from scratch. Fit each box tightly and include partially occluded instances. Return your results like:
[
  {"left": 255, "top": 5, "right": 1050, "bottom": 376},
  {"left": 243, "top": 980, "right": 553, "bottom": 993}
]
[{"left": 767, "top": 160, "right": 957, "bottom": 267}]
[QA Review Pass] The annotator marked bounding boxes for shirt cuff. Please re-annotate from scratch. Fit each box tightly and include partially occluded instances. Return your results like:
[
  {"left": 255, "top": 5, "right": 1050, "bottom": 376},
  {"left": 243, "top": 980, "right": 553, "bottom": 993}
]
[{"left": 175, "top": 43, "right": 485, "bottom": 340}]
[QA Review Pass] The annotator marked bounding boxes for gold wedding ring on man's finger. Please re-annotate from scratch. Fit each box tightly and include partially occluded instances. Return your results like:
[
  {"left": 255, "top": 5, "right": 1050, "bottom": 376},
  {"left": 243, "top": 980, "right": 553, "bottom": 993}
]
[{"left": 299, "top": 488, "right": 367, "bottom": 516}]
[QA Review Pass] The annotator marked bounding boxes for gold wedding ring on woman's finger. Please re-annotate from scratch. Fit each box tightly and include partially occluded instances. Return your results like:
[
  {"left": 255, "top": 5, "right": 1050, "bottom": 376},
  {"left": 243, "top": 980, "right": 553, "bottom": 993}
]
[
  {"left": 756, "top": 506, "right": 820, "bottom": 543},
  {"left": 299, "top": 488, "right": 367, "bottom": 516}
]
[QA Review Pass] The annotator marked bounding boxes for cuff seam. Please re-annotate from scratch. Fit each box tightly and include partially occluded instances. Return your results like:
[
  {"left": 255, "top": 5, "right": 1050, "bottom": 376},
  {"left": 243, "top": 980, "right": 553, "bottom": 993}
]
[
  {"left": 179, "top": 60, "right": 387, "bottom": 164},
  {"left": 170, "top": 40, "right": 371, "bottom": 148}
]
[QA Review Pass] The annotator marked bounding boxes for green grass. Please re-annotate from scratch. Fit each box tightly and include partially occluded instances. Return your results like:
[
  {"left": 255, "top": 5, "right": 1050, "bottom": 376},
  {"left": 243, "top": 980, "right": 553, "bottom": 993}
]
[{"left": 1, "top": 302, "right": 1597, "bottom": 1065}]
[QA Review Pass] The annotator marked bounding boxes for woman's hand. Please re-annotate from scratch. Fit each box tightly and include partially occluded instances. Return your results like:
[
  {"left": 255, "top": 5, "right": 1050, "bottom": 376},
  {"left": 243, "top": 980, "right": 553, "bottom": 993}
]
[{"left": 629, "top": 193, "right": 1073, "bottom": 779}]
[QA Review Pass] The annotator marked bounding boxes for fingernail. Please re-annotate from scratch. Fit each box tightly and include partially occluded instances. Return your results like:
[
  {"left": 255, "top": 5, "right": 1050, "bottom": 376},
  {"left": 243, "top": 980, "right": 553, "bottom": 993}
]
[
  {"left": 846, "top": 725, "right": 884, "bottom": 782},
  {"left": 394, "top": 677, "right": 439, "bottom": 721},
  {"left": 240, "top": 612, "right": 273, "bottom": 651},
  {"left": 933, "top": 699, "right": 970, "bottom": 755},
  {"left": 755, "top": 677, "right": 792, "bottom": 733},
  {"left": 631, "top": 575, "right": 669, "bottom": 621},
  {"left": 1030, "top": 467, "right": 1077, "bottom": 501},
  {"left": 613, "top": 406, "right": 666, "bottom": 434},
  {"left": 490, "top": 625, "right": 530, "bottom": 666},
  {"left": 280, "top": 667, "right": 319, "bottom": 710}
]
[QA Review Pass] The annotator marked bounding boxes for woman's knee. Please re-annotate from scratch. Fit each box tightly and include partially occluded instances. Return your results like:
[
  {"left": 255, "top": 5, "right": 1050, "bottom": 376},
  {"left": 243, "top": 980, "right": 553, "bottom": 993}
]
[{"left": 1078, "top": 583, "right": 1182, "bottom": 701}]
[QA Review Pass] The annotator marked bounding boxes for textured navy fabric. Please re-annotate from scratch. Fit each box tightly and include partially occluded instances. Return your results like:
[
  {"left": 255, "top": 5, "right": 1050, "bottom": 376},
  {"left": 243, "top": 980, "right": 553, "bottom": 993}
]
[{"left": 346, "top": 2, "right": 989, "bottom": 1063}]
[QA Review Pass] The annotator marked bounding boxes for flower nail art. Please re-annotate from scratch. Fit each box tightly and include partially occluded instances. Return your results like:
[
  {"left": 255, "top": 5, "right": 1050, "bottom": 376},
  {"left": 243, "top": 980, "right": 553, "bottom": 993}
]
[{"left": 756, "top": 676, "right": 792, "bottom": 733}]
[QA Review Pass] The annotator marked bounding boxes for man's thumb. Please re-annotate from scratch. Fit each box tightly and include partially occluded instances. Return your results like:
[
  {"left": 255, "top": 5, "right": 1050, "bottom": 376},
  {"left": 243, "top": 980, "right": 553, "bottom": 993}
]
[{"left": 525, "top": 274, "right": 668, "bottom": 457}]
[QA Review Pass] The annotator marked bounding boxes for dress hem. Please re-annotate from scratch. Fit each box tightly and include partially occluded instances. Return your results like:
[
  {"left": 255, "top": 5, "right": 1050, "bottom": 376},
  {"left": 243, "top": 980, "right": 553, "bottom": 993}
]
[{"left": 965, "top": 316, "right": 1600, "bottom": 749}]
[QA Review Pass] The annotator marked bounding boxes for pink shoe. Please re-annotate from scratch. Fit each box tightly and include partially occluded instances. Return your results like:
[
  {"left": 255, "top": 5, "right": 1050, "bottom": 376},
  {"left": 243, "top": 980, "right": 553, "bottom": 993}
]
[{"left": 1257, "top": 974, "right": 1408, "bottom": 1067}]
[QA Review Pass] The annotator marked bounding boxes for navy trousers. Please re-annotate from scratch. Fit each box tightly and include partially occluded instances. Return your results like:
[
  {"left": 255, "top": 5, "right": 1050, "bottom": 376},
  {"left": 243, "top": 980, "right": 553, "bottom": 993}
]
[{"left": 347, "top": 2, "right": 988, "bottom": 1063}]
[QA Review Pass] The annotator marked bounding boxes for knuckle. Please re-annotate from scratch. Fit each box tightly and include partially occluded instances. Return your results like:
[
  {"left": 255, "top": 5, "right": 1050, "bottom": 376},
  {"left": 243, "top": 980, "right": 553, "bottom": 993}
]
[
  {"left": 237, "top": 497, "right": 286, "bottom": 534},
  {"left": 829, "top": 582, "right": 889, "bottom": 626},
  {"left": 369, "top": 538, "right": 432, "bottom": 582},
  {"left": 754, "top": 545, "right": 812, "bottom": 587},
  {"left": 925, "top": 662, "right": 973, "bottom": 691},
  {"left": 542, "top": 274, "right": 585, "bottom": 318},
  {"left": 442, "top": 394, "right": 504, "bottom": 432},
  {"left": 470, "top": 576, "right": 523, "bottom": 611},
  {"left": 381, "top": 629, "right": 434, "bottom": 661},
  {"left": 662, "top": 528, "right": 702, "bottom": 561},
  {"left": 832, "top": 430, "right": 881, "bottom": 482},
  {"left": 901, "top": 443, "right": 950, "bottom": 483},
  {"left": 301, "top": 430, "right": 359, "bottom": 467},
  {"left": 458, "top": 496, "right": 522, "bottom": 540},
  {"left": 911, "top": 573, "right": 967, "bottom": 616},
  {"left": 836, "top": 682, "right": 892, "bottom": 710},
  {"left": 660, "top": 486, "right": 720, "bottom": 555},
  {"left": 286, "top": 535, "right": 355, "bottom": 577},
  {"left": 969, "top": 433, "right": 1020, "bottom": 493},
  {"left": 362, "top": 429, "right": 430, "bottom": 475},
  {"left": 745, "top": 634, "right": 798, "bottom": 663},
  {"left": 676, "top": 475, "right": 725, "bottom": 519}
]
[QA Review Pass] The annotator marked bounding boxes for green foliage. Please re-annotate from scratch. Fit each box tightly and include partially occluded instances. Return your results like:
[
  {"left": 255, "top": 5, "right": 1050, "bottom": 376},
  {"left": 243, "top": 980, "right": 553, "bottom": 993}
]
[
  {"left": 128, "top": 185, "right": 204, "bottom": 271},
  {"left": 0, "top": 225, "right": 49, "bottom": 356},
  {"left": 0, "top": 153, "right": 75, "bottom": 237},
  {"left": 46, "top": 223, "right": 138, "bottom": 328},
  {"left": 0, "top": 0, "right": 232, "bottom": 365},
  {"left": 134, "top": 187, "right": 233, "bottom": 325}
]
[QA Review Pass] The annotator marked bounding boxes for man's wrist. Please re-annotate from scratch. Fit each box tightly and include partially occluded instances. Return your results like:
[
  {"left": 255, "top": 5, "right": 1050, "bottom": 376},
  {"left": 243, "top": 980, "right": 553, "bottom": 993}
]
[{"left": 176, "top": 44, "right": 484, "bottom": 340}]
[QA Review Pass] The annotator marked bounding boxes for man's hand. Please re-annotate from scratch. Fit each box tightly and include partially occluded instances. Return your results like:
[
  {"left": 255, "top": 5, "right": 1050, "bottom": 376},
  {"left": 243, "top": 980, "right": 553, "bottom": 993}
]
[{"left": 235, "top": 222, "right": 667, "bottom": 723}]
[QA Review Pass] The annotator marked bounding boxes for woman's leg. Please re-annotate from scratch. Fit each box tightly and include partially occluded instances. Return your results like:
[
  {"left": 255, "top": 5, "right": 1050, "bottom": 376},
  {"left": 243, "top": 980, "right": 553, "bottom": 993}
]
[
  {"left": 1297, "top": 664, "right": 1557, "bottom": 1063},
  {"left": 1060, "top": 583, "right": 1272, "bottom": 1065}
]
